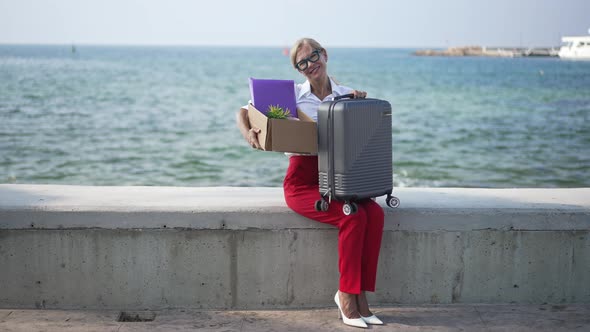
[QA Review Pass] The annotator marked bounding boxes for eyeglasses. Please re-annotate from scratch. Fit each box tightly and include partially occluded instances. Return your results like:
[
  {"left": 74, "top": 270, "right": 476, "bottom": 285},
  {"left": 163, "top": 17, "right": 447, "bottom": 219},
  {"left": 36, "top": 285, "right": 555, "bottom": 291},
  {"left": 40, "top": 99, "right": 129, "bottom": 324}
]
[{"left": 295, "top": 49, "right": 321, "bottom": 71}]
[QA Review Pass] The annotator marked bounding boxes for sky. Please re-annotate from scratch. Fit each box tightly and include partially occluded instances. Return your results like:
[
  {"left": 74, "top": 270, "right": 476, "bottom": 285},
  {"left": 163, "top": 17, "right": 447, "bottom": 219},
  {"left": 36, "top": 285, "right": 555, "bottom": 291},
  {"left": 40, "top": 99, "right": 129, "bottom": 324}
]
[{"left": 0, "top": 0, "right": 588, "bottom": 48}]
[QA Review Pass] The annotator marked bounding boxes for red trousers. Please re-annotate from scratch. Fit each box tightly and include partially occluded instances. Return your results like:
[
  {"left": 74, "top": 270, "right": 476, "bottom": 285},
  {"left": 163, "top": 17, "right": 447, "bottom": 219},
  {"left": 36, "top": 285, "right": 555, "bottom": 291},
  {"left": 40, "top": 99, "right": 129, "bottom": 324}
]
[{"left": 283, "top": 155, "right": 384, "bottom": 294}]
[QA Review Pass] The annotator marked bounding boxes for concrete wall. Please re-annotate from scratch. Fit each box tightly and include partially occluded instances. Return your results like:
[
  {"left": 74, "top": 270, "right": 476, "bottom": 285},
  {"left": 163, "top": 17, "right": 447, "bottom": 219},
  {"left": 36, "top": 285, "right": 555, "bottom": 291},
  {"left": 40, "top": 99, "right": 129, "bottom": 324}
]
[{"left": 1, "top": 184, "right": 589, "bottom": 309}]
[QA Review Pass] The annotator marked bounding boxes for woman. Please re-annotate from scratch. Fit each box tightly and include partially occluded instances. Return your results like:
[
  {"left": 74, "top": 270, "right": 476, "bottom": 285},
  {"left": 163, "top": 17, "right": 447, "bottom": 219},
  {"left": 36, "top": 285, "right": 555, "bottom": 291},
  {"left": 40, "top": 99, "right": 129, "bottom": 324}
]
[{"left": 236, "top": 38, "right": 385, "bottom": 328}]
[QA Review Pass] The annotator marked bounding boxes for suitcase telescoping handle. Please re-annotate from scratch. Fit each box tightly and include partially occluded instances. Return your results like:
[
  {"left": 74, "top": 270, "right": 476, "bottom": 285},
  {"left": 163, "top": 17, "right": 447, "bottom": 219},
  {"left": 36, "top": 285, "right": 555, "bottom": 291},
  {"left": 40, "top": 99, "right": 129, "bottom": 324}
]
[{"left": 333, "top": 93, "right": 355, "bottom": 101}]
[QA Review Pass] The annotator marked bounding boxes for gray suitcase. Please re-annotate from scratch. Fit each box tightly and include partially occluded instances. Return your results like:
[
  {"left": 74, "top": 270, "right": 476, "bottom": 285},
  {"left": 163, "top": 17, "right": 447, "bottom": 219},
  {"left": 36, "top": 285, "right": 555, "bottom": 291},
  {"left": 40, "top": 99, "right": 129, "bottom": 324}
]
[{"left": 315, "top": 94, "right": 400, "bottom": 215}]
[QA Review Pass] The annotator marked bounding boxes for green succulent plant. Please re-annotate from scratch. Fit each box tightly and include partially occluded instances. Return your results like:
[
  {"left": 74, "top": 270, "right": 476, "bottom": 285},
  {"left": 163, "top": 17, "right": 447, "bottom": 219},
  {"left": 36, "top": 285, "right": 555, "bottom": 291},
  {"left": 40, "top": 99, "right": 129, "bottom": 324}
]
[{"left": 266, "top": 105, "right": 292, "bottom": 119}]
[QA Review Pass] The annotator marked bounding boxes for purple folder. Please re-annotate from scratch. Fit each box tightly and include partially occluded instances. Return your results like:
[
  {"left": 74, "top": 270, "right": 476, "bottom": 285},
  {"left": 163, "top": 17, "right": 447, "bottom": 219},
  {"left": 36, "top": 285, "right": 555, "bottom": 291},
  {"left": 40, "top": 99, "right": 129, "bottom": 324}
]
[{"left": 249, "top": 78, "right": 298, "bottom": 118}]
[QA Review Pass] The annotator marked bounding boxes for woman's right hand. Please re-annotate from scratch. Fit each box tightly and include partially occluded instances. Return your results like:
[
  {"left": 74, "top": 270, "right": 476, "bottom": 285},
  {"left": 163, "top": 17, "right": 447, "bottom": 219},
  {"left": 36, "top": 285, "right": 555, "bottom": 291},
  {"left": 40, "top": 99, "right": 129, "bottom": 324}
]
[
  {"left": 247, "top": 127, "right": 262, "bottom": 149},
  {"left": 236, "top": 107, "right": 262, "bottom": 150}
]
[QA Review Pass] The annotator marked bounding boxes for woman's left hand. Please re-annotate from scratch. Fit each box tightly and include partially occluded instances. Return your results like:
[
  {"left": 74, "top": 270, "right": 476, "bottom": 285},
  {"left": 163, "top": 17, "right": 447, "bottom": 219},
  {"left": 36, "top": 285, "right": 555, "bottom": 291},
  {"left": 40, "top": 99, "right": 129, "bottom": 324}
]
[{"left": 352, "top": 90, "right": 367, "bottom": 99}]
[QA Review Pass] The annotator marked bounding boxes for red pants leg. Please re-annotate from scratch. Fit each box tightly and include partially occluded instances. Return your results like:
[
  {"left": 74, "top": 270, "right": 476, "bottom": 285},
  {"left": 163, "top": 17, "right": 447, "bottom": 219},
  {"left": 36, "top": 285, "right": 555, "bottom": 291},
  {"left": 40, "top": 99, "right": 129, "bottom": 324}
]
[
  {"left": 358, "top": 199, "right": 384, "bottom": 292},
  {"left": 283, "top": 155, "right": 384, "bottom": 294}
]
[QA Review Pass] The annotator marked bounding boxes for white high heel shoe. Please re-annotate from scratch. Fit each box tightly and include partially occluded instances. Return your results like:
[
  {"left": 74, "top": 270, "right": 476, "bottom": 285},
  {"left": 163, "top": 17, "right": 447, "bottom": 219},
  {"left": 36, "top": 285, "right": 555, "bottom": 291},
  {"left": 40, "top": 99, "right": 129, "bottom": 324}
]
[
  {"left": 334, "top": 292, "right": 367, "bottom": 328},
  {"left": 361, "top": 314, "right": 384, "bottom": 325}
]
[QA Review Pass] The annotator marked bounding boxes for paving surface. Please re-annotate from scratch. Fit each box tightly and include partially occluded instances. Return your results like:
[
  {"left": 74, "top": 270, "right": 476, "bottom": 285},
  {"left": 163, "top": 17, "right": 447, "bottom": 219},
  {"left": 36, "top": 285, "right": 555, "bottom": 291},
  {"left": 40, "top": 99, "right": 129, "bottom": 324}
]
[{"left": 1, "top": 304, "right": 589, "bottom": 331}]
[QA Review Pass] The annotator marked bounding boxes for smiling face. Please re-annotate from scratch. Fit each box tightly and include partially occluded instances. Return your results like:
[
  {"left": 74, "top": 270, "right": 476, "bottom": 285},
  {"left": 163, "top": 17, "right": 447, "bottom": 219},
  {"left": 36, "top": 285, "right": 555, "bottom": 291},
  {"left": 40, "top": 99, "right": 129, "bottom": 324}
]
[{"left": 295, "top": 42, "right": 328, "bottom": 81}]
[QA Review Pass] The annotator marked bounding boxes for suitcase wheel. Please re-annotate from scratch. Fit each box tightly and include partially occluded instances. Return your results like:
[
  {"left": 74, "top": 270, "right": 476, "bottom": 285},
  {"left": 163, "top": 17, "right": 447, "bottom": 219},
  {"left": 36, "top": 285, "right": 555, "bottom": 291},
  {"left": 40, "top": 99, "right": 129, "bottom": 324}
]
[
  {"left": 342, "top": 202, "right": 358, "bottom": 216},
  {"left": 315, "top": 199, "right": 329, "bottom": 212},
  {"left": 386, "top": 195, "right": 400, "bottom": 208}
]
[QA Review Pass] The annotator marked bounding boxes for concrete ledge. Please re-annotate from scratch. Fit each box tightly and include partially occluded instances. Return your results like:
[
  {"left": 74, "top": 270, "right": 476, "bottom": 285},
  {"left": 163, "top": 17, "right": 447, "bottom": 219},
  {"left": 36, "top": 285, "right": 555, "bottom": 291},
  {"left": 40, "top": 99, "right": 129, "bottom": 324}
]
[
  {"left": 1, "top": 185, "right": 589, "bottom": 309},
  {"left": 1, "top": 185, "right": 589, "bottom": 231}
]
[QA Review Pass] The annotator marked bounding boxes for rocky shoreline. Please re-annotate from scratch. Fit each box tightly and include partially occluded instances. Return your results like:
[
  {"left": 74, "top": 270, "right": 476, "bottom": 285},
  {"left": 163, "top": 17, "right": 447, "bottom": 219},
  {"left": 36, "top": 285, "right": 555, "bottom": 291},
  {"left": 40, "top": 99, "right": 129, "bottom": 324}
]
[{"left": 414, "top": 46, "right": 558, "bottom": 57}]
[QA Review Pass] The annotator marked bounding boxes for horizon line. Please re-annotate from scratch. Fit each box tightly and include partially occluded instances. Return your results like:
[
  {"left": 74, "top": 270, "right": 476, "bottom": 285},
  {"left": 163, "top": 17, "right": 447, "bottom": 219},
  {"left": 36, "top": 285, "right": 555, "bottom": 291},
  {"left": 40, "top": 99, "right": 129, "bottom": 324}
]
[{"left": 0, "top": 41, "right": 563, "bottom": 49}]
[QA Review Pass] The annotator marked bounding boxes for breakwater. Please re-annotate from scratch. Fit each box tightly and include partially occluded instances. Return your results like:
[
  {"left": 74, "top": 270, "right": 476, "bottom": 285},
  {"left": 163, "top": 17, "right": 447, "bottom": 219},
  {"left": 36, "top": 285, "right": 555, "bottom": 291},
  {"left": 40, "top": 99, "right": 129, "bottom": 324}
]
[{"left": 414, "top": 46, "right": 559, "bottom": 57}]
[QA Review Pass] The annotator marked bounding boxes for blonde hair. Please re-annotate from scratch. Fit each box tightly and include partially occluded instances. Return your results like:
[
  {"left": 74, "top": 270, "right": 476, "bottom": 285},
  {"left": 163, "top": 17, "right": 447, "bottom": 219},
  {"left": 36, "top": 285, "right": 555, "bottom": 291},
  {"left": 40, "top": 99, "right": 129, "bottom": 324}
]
[{"left": 289, "top": 37, "right": 325, "bottom": 69}]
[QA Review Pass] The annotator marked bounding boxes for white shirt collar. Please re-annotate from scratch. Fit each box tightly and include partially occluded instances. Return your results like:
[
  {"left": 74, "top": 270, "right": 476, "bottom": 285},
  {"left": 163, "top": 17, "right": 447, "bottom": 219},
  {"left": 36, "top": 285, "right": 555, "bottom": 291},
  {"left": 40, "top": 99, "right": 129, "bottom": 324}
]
[{"left": 297, "top": 77, "right": 346, "bottom": 100}]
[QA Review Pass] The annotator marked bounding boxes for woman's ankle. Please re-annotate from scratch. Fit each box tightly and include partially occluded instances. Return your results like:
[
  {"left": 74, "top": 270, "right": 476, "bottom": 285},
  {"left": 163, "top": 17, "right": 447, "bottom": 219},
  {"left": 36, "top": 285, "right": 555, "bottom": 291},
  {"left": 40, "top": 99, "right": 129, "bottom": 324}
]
[
  {"left": 338, "top": 291, "right": 361, "bottom": 318},
  {"left": 357, "top": 291, "right": 373, "bottom": 317}
]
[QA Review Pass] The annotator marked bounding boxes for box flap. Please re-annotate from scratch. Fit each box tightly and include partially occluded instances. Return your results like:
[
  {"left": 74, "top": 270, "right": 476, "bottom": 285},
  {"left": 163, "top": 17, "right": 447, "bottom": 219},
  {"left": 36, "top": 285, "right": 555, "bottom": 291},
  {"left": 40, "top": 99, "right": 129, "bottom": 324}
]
[
  {"left": 297, "top": 109, "right": 314, "bottom": 122},
  {"left": 247, "top": 103, "right": 270, "bottom": 150}
]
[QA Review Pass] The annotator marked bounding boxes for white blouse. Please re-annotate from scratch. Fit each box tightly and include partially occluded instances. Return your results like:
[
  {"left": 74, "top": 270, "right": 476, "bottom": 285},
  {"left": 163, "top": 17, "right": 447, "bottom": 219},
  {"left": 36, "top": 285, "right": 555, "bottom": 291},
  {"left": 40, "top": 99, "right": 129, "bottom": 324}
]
[{"left": 295, "top": 77, "right": 353, "bottom": 122}]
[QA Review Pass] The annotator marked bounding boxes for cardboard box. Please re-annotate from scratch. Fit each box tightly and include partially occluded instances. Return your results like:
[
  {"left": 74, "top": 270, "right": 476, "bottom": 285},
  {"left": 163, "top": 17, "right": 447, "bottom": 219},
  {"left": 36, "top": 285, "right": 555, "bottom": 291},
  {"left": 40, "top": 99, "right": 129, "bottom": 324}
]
[{"left": 247, "top": 103, "right": 318, "bottom": 154}]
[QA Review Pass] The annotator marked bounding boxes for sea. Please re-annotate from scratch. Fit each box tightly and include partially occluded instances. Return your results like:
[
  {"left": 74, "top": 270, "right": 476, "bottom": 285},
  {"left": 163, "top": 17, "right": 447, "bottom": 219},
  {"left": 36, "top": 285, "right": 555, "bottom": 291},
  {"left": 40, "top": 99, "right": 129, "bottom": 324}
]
[{"left": 1, "top": 45, "right": 589, "bottom": 188}]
